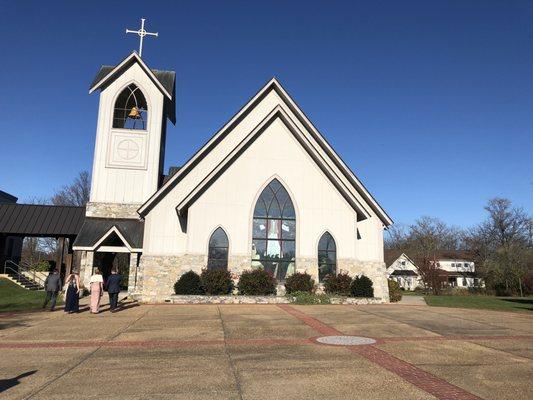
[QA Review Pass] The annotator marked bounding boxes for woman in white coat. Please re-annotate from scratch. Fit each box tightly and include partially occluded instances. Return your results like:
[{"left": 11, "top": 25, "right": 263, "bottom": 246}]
[{"left": 89, "top": 268, "right": 104, "bottom": 314}]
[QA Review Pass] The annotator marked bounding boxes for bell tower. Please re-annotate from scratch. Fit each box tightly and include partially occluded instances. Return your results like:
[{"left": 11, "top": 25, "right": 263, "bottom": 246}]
[{"left": 87, "top": 52, "right": 176, "bottom": 219}]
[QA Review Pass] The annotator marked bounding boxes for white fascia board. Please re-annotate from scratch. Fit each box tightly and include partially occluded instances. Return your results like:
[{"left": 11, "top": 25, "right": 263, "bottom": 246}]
[
  {"left": 175, "top": 106, "right": 370, "bottom": 219},
  {"left": 89, "top": 52, "right": 172, "bottom": 100}
]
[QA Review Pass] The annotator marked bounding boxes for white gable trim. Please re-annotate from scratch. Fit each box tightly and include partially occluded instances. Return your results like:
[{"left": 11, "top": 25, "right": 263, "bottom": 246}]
[
  {"left": 73, "top": 226, "right": 142, "bottom": 253},
  {"left": 138, "top": 78, "right": 392, "bottom": 225},
  {"left": 175, "top": 106, "right": 371, "bottom": 220},
  {"left": 387, "top": 253, "right": 419, "bottom": 270},
  {"left": 138, "top": 78, "right": 278, "bottom": 216},
  {"left": 89, "top": 52, "right": 172, "bottom": 100}
]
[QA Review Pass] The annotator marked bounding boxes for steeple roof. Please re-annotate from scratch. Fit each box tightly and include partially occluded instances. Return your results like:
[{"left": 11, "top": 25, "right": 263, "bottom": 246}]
[{"left": 89, "top": 52, "right": 176, "bottom": 124}]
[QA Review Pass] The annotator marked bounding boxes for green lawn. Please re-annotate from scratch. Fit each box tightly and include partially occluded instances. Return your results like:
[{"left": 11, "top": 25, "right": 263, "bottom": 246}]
[
  {"left": 0, "top": 278, "right": 61, "bottom": 312},
  {"left": 424, "top": 294, "right": 533, "bottom": 313}
]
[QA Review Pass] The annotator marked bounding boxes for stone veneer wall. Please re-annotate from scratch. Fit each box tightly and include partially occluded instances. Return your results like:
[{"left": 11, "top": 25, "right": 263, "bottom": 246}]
[
  {"left": 85, "top": 202, "right": 141, "bottom": 219},
  {"left": 134, "top": 254, "right": 389, "bottom": 303},
  {"left": 78, "top": 250, "right": 94, "bottom": 288},
  {"left": 338, "top": 259, "right": 390, "bottom": 302}
]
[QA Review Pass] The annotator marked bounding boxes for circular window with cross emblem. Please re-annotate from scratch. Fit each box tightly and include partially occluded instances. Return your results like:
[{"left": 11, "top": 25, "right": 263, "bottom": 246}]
[{"left": 117, "top": 139, "right": 140, "bottom": 160}]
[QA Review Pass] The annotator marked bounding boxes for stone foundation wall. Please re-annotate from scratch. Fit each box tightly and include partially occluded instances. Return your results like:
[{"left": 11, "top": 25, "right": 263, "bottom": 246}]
[
  {"left": 134, "top": 254, "right": 389, "bottom": 303},
  {"left": 338, "top": 259, "right": 390, "bottom": 302},
  {"left": 86, "top": 202, "right": 141, "bottom": 219},
  {"left": 135, "top": 254, "right": 206, "bottom": 302},
  {"left": 167, "top": 295, "right": 382, "bottom": 305}
]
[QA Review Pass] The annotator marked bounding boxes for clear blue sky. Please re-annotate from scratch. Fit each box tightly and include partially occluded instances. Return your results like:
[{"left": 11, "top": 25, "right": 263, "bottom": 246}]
[{"left": 0, "top": 1, "right": 531, "bottom": 228}]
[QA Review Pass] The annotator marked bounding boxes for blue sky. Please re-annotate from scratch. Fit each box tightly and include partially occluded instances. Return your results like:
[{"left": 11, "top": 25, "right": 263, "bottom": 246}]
[{"left": 0, "top": 1, "right": 531, "bottom": 228}]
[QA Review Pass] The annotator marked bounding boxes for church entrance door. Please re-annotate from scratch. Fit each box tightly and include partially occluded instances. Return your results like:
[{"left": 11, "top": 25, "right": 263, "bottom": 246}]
[{"left": 94, "top": 252, "right": 130, "bottom": 291}]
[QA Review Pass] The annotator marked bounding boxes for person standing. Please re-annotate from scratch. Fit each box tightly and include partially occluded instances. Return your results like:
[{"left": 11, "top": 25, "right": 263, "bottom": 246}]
[
  {"left": 89, "top": 268, "right": 104, "bottom": 314},
  {"left": 106, "top": 269, "right": 122, "bottom": 312},
  {"left": 64, "top": 272, "right": 80, "bottom": 314},
  {"left": 42, "top": 269, "right": 62, "bottom": 311}
]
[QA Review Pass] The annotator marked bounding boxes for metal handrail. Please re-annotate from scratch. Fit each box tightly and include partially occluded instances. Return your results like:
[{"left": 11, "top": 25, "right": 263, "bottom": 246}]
[{"left": 4, "top": 260, "right": 46, "bottom": 288}]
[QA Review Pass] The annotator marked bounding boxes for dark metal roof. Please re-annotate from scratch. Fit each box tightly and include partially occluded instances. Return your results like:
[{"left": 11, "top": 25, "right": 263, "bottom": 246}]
[
  {"left": 73, "top": 218, "right": 144, "bottom": 249},
  {"left": 0, "top": 190, "right": 17, "bottom": 204},
  {"left": 91, "top": 66, "right": 175, "bottom": 96},
  {"left": 162, "top": 166, "right": 181, "bottom": 185},
  {"left": 390, "top": 269, "right": 418, "bottom": 277},
  {"left": 0, "top": 204, "right": 85, "bottom": 236}
]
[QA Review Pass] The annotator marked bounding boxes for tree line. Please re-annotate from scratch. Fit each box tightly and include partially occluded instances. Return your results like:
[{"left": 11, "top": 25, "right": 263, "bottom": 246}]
[
  {"left": 385, "top": 198, "right": 533, "bottom": 296},
  {"left": 21, "top": 171, "right": 91, "bottom": 266}
]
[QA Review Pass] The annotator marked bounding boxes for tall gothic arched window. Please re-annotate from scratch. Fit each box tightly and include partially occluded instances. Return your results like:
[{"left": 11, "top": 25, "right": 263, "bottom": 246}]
[
  {"left": 207, "top": 227, "right": 229, "bottom": 270},
  {"left": 113, "top": 84, "right": 148, "bottom": 130},
  {"left": 252, "top": 179, "right": 296, "bottom": 281},
  {"left": 318, "top": 232, "right": 336, "bottom": 282}
]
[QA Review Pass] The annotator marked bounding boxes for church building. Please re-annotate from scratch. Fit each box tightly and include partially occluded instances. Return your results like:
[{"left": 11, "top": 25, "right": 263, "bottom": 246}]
[{"left": 73, "top": 51, "right": 393, "bottom": 302}]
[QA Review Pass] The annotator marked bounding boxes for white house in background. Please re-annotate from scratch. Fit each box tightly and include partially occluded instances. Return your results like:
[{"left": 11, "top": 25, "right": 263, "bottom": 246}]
[
  {"left": 385, "top": 250, "right": 480, "bottom": 290},
  {"left": 73, "top": 51, "right": 394, "bottom": 302},
  {"left": 436, "top": 258, "right": 478, "bottom": 288},
  {"left": 385, "top": 251, "right": 420, "bottom": 291}
]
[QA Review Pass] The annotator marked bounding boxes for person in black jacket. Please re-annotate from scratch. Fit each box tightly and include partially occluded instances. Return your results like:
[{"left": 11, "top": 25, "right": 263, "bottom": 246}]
[
  {"left": 106, "top": 269, "right": 122, "bottom": 312},
  {"left": 42, "top": 269, "right": 62, "bottom": 311}
]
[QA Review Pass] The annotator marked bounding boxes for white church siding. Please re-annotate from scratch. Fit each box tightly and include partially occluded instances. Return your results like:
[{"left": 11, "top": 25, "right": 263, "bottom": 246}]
[
  {"left": 78, "top": 52, "right": 391, "bottom": 302},
  {"left": 139, "top": 92, "right": 389, "bottom": 301},
  {"left": 89, "top": 62, "right": 165, "bottom": 209}
]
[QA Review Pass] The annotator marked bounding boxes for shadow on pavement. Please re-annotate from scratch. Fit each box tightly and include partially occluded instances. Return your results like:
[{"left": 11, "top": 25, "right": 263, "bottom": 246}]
[{"left": 0, "top": 370, "right": 37, "bottom": 394}]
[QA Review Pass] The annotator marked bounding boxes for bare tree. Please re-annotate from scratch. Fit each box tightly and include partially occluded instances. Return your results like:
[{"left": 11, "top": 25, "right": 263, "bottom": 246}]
[
  {"left": 466, "top": 198, "right": 532, "bottom": 296},
  {"left": 407, "top": 217, "right": 461, "bottom": 294},
  {"left": 21, "top": 196, "right": 55, "bottom": 266},
  {"left": 384, "top": 224, "right": 409, "bottom": 250},
  {"left": 51, "top": 171, "right": 91, "bottom": 206}
]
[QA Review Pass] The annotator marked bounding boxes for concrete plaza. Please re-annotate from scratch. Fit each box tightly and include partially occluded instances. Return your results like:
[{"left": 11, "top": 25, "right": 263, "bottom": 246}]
[{"left": 0, "top": 299, "right": 531, "bottom": 400}]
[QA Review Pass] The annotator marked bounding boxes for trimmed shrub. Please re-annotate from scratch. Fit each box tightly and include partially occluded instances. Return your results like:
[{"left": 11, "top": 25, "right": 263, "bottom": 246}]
[
  {"left": 238, "top": 268, "right": 277, "bottom": 295},
  {"left": 284, "top": 272, "right": 315, "bottom": 294},
  {"left": 323, "top": 272, "right": 352, "bottom": 296},
  {"left": 174, "top": 271, "right": 204, "bottom": 295},
  {"left": 289, "top": 291, "right": 331, "bottom": 305},
  {"left": 351, "top": 275, "right": 374, "bottom": 298},
  {"left": 200, "top": 268, "right": 233, "bottom": 295},
  {"left": 388, "top": 279, "right": 402, "bottom": 303}
]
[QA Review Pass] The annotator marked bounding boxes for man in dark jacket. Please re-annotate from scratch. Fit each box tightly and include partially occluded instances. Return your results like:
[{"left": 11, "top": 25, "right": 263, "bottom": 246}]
[
  {"left": 106, "top": 269, "right": 122, "bottom": 312},
  {"left": 42, "top": 269, "right": 62, "bottom": 311}
]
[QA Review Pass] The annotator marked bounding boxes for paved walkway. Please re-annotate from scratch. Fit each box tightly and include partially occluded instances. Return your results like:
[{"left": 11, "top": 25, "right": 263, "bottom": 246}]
[
  {"left": 398, "top": 295, "right": 427, "bottom": 306},
  {"left": 0, "top": 299, "right": 531, "bottom": 400}
]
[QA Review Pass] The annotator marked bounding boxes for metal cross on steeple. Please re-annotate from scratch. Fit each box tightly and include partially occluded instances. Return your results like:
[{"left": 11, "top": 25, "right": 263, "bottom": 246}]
[{"left": 126, "top": 18, "right": 158, "bottom": 57}]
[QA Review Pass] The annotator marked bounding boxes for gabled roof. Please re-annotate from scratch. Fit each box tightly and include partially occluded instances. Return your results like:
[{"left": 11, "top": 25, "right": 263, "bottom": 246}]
[
  {"left": 385, "top": 251, "right": 418, "bottom": 268},
  {"left": 72, "top": 218, "right": 143, "bottom": 252},
  {"left": 390, "top": 269, "right": 418, "bottom": 277},
  {"left": 0, "top": 190, "right": 17, "bottom": 204},
  {"left": 89, "top": 52, "right": 176, "bottom": 124},
  {"left": 138, "top": 78, "right": 393, "bottom": 226}
]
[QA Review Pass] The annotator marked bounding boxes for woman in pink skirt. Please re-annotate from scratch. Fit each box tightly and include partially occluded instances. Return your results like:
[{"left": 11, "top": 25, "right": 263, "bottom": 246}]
[{"left": 89, "top": 268, "right": 104, "bottom": 314}]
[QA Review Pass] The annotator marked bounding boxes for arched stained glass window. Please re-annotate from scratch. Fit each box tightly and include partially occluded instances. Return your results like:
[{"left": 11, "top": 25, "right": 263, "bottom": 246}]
[
  {"left": 251, "top": 179, "right": 296, "bottom": 281},
  {"left": 318, "top": 232, "right": 336, "bottom": 282},
  {"left": 207, "top": 227, "right": 229, "bottom": 270},
  {"left": 113, "top": 84, "right": 148, "bottom": 130}
]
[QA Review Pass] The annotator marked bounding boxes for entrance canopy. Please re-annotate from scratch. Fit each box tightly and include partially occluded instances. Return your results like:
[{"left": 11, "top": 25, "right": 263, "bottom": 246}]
[
  {"left": 72, "top": 218, "right": 143, "bottom": 253},
  {"left": 0, "top": 204, "right": 85, "bottom": 237}
]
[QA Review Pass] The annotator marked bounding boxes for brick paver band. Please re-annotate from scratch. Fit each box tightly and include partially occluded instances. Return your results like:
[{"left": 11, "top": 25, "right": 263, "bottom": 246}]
[
  {"left": 0, "top": 338, "right": 313, "bottom": 350},
  {"left": 277, "top": 304, "right": 484, "bottom": 400}
]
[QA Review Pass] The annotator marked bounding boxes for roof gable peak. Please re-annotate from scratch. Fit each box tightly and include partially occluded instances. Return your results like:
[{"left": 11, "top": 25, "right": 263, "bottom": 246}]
[
  {"left": 137, "top": 77, "right": 392, "bottom": 226},
  {"left": 89, "top": 51, "right": 173, "bottom": 100}
]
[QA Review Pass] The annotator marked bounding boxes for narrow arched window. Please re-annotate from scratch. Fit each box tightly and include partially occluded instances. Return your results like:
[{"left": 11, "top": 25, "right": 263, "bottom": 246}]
[
  {"left": 318, "top": 232, "right": 336, "bottom": 282},
  {"left": 251, "top": 179, "right": 296, "bottom": 281},
  {"left": 207, "top": 227, "right": 229, "bottom": 270},
  {"left": 113, "top": 84, "right": 148, "bottom": 130}
]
